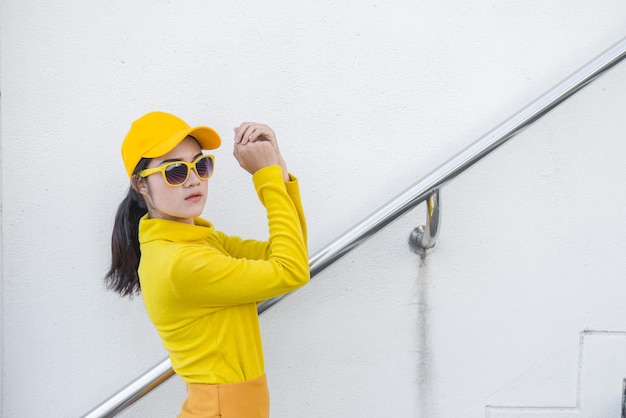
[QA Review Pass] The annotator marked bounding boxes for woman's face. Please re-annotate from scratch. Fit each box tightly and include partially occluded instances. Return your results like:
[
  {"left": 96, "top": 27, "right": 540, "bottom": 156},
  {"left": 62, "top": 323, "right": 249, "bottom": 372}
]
[{"left": 137, "top": 136, "right": 209, "bottom": 224}]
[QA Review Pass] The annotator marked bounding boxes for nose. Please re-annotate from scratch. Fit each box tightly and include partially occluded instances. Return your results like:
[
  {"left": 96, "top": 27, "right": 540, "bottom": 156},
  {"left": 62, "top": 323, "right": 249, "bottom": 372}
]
[{"left": 185, "top": 167, "right": 202, "bottom": 186}]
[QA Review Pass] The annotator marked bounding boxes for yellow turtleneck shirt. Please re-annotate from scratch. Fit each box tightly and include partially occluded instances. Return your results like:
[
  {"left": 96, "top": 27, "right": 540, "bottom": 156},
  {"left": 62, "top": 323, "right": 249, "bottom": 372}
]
[{"left": 138, "top": 165, "right": 309, "bottom": 384}]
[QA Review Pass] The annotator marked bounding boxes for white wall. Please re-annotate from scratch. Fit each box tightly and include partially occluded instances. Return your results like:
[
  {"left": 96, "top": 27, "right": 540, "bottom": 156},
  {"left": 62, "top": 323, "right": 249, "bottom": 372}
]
[
  {"left": 1, "top": 1, "right": 625, "bottom": 417},
  {"left": 423, "top": 61, "right": 626, "bottom": 417},
  {"left": 0, "top": 68, "right": 4, "bottom": 410}
]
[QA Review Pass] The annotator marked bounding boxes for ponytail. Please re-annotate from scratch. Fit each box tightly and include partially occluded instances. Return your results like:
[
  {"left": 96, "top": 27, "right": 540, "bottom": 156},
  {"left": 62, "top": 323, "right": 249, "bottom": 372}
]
[{"left": 105, "top": 159, "right": 150, "bottom": 296}]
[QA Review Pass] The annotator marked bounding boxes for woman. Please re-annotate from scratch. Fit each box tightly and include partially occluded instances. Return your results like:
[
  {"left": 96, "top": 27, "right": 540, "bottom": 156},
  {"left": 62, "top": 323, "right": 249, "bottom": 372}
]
[{"left": 105, "top": 111, "right": 310, "bottom": 417}]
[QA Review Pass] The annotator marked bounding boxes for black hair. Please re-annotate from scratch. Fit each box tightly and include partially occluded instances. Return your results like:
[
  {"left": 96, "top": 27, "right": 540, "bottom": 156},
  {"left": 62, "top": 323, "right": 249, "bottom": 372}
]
[{"left": 104, "top": 158, "right": 151, "bottom": 296}]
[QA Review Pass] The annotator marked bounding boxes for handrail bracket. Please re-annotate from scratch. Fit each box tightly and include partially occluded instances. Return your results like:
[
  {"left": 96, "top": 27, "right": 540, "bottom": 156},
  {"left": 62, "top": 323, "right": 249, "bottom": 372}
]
[{"left": 409, "top": 189, "right": 441, "bottom": 254}]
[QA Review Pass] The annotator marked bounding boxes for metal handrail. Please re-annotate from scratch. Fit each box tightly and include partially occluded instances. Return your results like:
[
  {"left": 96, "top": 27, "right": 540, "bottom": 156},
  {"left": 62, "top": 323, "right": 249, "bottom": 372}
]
[{"left": 83, "top": 36, "right": 626, "bottom": 418}]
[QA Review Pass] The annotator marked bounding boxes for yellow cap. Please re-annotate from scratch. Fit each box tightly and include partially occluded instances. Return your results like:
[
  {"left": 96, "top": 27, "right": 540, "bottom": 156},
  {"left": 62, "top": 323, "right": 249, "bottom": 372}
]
[{"left": 121, "top": 111, "right": 221, "bottom": 177}]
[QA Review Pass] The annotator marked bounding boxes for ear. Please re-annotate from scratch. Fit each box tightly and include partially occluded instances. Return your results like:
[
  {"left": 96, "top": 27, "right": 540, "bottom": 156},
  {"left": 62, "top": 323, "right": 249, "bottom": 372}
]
[{"left": 132, "top": 175, "right": 149, "bottom": 196}]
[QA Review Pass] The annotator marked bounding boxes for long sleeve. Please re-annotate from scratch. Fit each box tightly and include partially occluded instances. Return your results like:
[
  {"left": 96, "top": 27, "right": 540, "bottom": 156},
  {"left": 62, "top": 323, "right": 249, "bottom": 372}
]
[
  {"left": 215, "top": 172, "right": 308, "bottom": 261},
  {"left": 169, "top": 166, "right": 309, "bottom": 306}
]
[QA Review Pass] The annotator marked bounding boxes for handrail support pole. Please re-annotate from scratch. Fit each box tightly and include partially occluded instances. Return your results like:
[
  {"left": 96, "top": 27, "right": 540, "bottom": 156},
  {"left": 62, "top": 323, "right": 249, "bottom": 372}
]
[{"left": 409, "top": 189, "right": 441, "bottom": 254}]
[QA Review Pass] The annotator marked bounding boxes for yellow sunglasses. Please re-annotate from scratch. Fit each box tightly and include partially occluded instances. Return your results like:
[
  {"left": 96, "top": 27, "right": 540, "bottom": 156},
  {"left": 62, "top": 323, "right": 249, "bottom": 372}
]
[{"left": 139, "top": 154, "right": 215, "bottom": 186}]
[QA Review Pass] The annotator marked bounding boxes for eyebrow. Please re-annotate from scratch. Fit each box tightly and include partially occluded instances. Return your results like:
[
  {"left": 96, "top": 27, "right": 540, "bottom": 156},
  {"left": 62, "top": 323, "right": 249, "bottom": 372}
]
[{"left": 158, "top": 152, "right": 204, "bottom": 166}]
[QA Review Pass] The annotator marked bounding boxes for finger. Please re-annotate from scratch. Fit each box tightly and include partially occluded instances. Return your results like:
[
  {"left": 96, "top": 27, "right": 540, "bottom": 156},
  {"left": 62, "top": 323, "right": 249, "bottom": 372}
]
[
  {"left": 248, "top": 125, "right": 275, "bottom": 143},
  {"left": 236, "top": 124, "right": 257, "bottom": 145},
  {"left": 234, "top": 123, "right": 275, "bottom": 145},
  {"left": 241, "top": 126, "right": 258, "bottom": 144},
  {"left": 247, "top": 128, "right": 266, "bottom": 143},
  {"left": 234, "top": 122, "right": 254, "bottom": 144}
]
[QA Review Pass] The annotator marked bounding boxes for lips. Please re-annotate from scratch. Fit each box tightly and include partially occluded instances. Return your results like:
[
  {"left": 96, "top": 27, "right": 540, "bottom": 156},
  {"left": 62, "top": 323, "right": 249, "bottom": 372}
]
[{"left": 185, "top": 192, "right": 202, "bottom": 201}]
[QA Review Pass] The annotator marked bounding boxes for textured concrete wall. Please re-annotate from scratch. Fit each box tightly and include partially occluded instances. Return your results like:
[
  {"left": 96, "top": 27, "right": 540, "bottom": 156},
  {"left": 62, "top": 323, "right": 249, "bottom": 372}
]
[{"left": 1, "top": 1, "right": 626, "bottom": 416}]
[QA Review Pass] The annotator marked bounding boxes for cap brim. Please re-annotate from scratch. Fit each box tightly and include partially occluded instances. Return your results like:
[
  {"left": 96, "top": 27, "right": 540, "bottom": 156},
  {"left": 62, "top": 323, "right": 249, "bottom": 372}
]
[
  {"left": 143, "top": 125, "right": 221, "bottom": 158},
  {"left": 188, "top": 126, "right": 222, "bottom": 150}
]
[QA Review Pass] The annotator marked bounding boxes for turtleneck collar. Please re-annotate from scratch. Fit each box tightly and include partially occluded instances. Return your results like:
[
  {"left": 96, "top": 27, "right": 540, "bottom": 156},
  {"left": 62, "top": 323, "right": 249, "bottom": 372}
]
[{"left": 138, "top": 214, "right": 214, "bottom": 244}]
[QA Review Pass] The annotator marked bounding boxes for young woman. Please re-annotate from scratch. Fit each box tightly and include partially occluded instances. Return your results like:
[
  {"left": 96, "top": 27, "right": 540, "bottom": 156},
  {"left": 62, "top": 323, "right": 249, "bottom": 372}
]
[{"left": 105, "top": 111, "right": 309, "bottom": 418}]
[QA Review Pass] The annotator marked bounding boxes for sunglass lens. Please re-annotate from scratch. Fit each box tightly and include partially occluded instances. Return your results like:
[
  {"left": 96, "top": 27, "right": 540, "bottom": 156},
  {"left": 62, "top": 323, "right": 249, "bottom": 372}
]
[
  {"left": 196, "top": 156, "right": 213, "bottom": 178},
  {"left": 164, "top": 164, "right": 189, "bottom": 185}
]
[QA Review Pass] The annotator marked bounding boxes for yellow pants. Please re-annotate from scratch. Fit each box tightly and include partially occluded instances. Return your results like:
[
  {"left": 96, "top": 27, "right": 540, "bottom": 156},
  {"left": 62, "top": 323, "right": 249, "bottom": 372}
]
[{"left": 178, "top": 374, "right": 269, "bottom": 418}]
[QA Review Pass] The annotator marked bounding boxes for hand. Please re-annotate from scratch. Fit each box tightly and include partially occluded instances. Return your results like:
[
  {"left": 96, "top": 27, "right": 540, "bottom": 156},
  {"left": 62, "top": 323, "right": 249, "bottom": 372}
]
[
  {"left": 233, "top": 122, "right": 290, "bottom": 180},
  {"left": 233, "top": 123, "right": 279, "bottom": 174}
]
